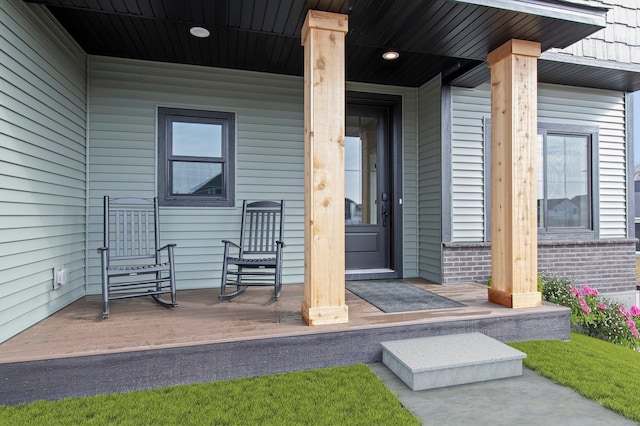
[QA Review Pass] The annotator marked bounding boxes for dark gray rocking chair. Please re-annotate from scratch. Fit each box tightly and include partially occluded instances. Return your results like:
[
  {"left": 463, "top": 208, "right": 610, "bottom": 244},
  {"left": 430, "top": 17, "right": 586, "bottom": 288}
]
[
  {"left": 219, "top": 200, "right": 285, "bottom": 300},
  {"left": 99, "top": 196, "right": 177, "bottom": 318}
]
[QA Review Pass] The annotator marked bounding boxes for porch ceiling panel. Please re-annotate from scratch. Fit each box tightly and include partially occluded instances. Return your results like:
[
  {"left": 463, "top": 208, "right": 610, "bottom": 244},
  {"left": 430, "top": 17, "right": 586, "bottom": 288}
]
[
  {"left": 450, "top": 58, "right": 640, "bottom": 93},
  {"left": 25, "top": 0, "right": 607, "bottom": 88}
]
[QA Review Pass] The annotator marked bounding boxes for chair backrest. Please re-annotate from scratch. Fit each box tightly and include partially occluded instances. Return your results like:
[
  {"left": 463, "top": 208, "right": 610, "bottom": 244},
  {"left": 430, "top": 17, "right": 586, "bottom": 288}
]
[
  {"left": 239, "top": 200, "right": 285, "bottom": 256},
  {"left": 103, "top": 196, "right": 160, "bottom": 261}
]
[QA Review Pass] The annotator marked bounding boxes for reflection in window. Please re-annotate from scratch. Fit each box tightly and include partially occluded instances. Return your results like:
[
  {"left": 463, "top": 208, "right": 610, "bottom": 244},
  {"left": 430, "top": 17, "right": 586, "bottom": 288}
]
[
  {"left": 172, "top": 122, "right": 222, "bottom": 157},
  {"left": 345, "top": 115, "right": 377, "bottom": 225},
  {"left": 158, "top": 108, "right": 235, "bottom": 207},
  {"left": 633, "top": 91, "right": 640, "bottom": 251},
  {"left": 171, "top": 162, "right": 223, "bottom": 195},
  {"left": 538, "top": 131, "right": 591, "bottom": 229}
]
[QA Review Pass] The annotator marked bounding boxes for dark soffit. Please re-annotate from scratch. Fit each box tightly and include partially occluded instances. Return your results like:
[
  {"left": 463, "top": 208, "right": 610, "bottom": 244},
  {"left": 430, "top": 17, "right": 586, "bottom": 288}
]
[
  {"left": 450, "top": 56, "right": 640, "bottom": 93},
  {"left": 23, "top": 0, "right": 609, "bottom": 88}
]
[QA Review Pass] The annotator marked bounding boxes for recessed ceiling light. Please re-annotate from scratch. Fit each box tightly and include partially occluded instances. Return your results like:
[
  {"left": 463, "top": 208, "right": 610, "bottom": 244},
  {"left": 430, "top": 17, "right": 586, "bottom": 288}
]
[
  {"left": 190, "top": 26, "right": 210, "bottom": 38},
  {"left": 382, "top": 50, "right": 400, "bottom": 61}
]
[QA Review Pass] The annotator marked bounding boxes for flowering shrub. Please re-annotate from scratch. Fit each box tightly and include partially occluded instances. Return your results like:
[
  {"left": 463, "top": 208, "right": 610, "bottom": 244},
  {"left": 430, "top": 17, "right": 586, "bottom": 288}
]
[{"left": 540, "top": 274, "right": 640, "bottom": 350}]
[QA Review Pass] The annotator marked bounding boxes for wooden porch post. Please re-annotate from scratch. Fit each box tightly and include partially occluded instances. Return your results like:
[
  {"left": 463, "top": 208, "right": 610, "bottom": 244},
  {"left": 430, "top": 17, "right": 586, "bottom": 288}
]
[
  {"left": 487, "top": 39, "right": 542, "bottom": 309},
  {"left": 300, "top": 10, "right": 349, "bottom": 325}
]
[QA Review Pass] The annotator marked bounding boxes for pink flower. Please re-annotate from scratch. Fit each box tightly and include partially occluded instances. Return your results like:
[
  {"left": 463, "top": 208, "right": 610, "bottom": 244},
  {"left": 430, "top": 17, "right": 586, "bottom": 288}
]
[
  {"left": 579, "top": 299, "right": 591, "bottom": 315},
  {"left": 570, "top": 287, "right": 582, "bottom": 297},
  {"left": 631, "top": 306, "right": 640, "bottom": 317},
  {"left": 618, "top": 306, "right": 629, "bottom": 318},
  {"left": 597, "top": 303, "right": 607, "bottom": 310},
  {"left": 628, "top": 321, "right": 639, "bottom": 339},
  {"left": 582, "top": 286, "right": 599, "bottom": 297}
]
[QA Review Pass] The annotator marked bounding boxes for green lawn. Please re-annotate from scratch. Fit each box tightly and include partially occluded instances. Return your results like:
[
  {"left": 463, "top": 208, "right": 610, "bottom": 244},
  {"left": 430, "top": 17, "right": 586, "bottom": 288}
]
[
  {"left": 510, "top": 332, "right": 640, "bottom": 423},
  {"left": 0, "top": 364, "right": 419, "bottom": 426}
]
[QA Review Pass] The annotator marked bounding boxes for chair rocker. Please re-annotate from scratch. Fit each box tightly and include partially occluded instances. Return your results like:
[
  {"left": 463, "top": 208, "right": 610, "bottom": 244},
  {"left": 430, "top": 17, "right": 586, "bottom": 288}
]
[
  {"left": 219, "top": 200, "right": 285, "bottom": 301},
  {"left": 99, "top": 196, "right": 177, "bottom": 318}
]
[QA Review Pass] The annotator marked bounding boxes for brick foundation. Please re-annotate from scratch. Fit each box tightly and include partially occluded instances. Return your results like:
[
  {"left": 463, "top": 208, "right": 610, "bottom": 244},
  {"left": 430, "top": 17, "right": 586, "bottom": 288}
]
[{"left": 441, "top": 239, "right": 637, "bottom": 294}]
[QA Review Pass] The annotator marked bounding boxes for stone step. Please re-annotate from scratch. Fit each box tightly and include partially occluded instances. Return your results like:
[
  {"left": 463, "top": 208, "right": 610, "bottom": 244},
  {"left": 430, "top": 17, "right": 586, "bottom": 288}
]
[{"left": 381, "top": 332, "right": 526, "bottom": 391}]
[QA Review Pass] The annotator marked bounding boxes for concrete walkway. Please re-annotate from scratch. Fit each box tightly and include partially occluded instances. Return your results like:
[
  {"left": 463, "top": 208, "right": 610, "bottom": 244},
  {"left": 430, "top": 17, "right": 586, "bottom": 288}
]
[{"left": 369, "top": 363, "right": 635, "bottom": 426}]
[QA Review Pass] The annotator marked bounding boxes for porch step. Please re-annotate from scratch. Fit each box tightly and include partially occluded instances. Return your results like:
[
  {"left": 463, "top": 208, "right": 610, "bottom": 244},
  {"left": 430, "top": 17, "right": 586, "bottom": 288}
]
[{"left": 381, "top": 332, "right": 526, "bottom": 391}]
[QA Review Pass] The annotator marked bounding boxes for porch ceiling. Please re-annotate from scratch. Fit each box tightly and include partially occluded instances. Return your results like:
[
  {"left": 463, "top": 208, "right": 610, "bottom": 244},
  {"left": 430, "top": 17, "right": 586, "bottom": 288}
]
[{"left": 24, "top": 0, "right": 613, "bottom": 89}]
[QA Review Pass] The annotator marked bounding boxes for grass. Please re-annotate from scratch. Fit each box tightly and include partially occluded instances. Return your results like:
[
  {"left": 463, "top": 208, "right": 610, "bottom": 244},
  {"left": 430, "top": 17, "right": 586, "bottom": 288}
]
[
  {"left": 0, "top": 364, "right": 419, "bottom": 426},
  {"left": 510, "top": 332, "right": 640, "bottom": 423}
]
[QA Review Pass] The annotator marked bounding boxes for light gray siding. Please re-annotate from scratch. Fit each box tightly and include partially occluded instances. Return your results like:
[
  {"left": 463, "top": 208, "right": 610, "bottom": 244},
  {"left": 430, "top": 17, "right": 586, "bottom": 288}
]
[
  {"left": 417, "top": 76, "right": 442, "bottom": 282},
  {"left": 0, "top": 0, "right": 86, "bottom": 342},
  {"left": 450, "top": 82, "right": 628, "bottom": 242},
  {"left": 87, "top": 57, "right": 419, "bottom": 294},
  {"left": 450, "top": 86, "right": 490, "bottom": 242}
]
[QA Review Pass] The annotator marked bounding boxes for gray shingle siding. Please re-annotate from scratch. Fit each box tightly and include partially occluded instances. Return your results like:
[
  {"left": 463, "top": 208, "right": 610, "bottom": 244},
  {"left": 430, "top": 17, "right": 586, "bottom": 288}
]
[{"left": 546, "top": 0, "right": 640, "bottom": 67}]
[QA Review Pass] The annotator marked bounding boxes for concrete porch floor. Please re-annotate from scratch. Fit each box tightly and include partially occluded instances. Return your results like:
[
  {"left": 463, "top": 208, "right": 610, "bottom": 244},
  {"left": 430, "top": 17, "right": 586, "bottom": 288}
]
[{"left": 0, "top": 279, "right": 570, "bottom": 404}]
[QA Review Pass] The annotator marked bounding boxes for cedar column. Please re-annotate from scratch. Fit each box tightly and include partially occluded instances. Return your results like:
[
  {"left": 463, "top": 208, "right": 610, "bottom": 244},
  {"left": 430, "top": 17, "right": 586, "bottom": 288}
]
[
  {"left": 301, "top": 11, "right": 349, "bottom": 325},
  {"left": 487, "top": 39, "right": 542, "bottom": 309}
]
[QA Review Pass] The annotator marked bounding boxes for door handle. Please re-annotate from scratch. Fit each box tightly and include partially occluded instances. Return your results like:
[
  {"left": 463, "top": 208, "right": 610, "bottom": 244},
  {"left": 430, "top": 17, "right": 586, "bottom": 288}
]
[{"left": 382, "top": 206, "right": 389, "bottom": 227}]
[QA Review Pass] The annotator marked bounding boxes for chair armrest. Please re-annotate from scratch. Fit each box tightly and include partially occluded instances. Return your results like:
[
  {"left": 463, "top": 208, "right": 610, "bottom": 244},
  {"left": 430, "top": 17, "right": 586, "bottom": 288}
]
[
  {"left": 222, "top": 240, "right": 241, "bottom": 249},
  {"left": 158, "top": 243, "right": 177, "bottom": 252},
  {"left": 276, "top": 240, "right": 286, "bottom": 248},
  {"left": 98, "top": 246, "right": 109, "bottom": 269}
]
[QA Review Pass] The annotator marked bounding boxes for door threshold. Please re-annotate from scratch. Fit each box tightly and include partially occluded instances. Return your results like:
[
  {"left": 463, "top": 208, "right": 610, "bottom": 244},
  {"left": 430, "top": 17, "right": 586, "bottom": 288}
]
[
  {"left": 345, "top": 268, "right": 399, "bottom": 281},
  {"left": 346, "top": 268, "right": 394, "bottom": 274}
]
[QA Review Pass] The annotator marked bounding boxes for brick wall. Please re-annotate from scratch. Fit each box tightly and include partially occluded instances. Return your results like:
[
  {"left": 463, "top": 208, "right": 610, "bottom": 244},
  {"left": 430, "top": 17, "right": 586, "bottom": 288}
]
[{"left": 441, "top": 239, "right": 637, "bottom": 294}]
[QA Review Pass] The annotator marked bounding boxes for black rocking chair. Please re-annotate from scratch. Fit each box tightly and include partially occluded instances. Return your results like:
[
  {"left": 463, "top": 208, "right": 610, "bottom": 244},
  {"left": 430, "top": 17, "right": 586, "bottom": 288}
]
[
  {"left": 98, "top": 196, "right": 177, "bottom": 318},
  {"left": 219, "top": 200, "right": 285, "bottom": 300}
]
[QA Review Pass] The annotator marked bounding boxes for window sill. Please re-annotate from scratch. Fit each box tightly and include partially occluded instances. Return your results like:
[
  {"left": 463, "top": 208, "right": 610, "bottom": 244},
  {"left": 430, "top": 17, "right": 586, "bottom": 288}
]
[
  {"left": 159, "top": 198, "right": 234, "bottom": 208},
  {"left": 538, "top": 230, "right": 595, "bottom": 241}
]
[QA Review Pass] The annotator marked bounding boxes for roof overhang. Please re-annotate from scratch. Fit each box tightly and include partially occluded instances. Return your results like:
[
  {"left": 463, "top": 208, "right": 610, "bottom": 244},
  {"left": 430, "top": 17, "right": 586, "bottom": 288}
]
[
  {"left": 450, "top": 51, "right": 640, "bottom": 92},
  {"left": 23, "top": 0, "right": 614, "bottom": 89}
]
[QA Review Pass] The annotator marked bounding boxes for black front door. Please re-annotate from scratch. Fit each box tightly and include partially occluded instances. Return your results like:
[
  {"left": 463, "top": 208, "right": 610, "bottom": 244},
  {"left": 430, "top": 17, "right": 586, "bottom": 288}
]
[{"left": 345, "top": 103, "right": 392, "bottom": 270}]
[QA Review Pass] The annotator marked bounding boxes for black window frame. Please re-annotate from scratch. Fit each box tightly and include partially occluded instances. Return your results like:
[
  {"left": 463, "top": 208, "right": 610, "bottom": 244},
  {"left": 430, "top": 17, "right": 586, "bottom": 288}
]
[
  {"left": 157, "top": 107, "right": 235, "bottom": 207},
  {"left": 484, "top": 120, "right": 599, "bottom": 241},
  {"left": 537, "top": 124, "right": 598, "bottom": 234}
]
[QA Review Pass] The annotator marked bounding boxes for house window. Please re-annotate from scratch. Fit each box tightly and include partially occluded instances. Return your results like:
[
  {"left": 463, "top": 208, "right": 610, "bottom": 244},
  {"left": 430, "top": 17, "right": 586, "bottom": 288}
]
[
  {"left": 632, "top": 91, "right": 640, "bottom": 251},
  {"left": 537, "top": 129, "right": 593, "bottom": 230},
  {"left": 484, "top": 121, "right": 598, "bottom": 239},
  {"left": 158, "top": 107, "right": 235, "bottom": 207}
]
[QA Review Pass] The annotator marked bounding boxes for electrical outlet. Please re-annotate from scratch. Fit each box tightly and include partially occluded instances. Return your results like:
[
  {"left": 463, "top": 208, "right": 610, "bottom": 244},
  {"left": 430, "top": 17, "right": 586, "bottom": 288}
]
[
  {"left": 53, "top": 268, "right": 61, "bottom": 289},
  {"left": 53, "top": 267, "right": 68, "bottom": 289}
]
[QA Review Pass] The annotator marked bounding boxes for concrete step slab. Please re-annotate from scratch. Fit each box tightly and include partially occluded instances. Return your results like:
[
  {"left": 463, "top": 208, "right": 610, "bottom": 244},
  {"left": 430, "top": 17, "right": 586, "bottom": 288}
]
[{"left": 381, "top": 332, "right": 526, "bottom": 391}]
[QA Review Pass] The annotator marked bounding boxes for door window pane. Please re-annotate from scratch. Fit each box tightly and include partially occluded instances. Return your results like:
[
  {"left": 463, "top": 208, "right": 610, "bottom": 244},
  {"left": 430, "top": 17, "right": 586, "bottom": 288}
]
[{"left": 345, "top": 115, "right": 377, "bottom": 225}]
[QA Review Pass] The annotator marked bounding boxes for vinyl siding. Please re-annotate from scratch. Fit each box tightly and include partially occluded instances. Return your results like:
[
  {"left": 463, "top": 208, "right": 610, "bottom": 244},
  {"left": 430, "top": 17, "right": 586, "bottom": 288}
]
[
  {"left": 450, "top": 86, "right": 490, "bottom": 242},
  {"left": 450, "top": 82, "right": 627, "bottom": 242},
  {"left": 0, "top": 0, "right": 86, "bottom": 343},
  {"left": 87, "top": 57, "right": 419, "bottom": 294},
  {"left": 417, "top": 76, "right": 442, "bottom": 282}
]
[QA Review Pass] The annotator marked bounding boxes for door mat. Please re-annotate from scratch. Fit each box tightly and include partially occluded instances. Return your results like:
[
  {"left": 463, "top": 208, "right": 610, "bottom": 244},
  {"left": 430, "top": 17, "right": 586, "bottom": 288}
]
[{"left": 346, "top": 280, "right": 466, "bottom": 313}]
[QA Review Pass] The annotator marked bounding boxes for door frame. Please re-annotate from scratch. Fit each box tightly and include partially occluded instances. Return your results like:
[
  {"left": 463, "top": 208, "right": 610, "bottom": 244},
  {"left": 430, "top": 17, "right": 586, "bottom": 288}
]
[{"left": 345, "top": 91, "right": 403, "bottom": 280}]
